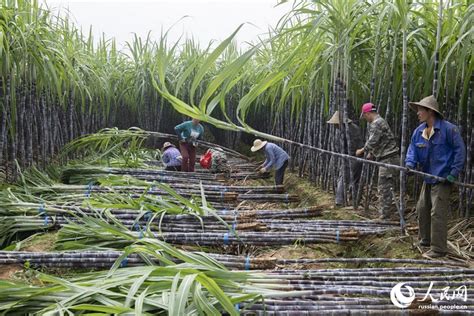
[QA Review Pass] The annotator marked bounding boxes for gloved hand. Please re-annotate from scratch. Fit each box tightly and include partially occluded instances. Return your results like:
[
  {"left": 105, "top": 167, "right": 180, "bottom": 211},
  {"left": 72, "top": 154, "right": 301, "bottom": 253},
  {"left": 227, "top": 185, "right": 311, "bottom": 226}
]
[
  {"left": 406, "top": 165, "right": 415, "bottom": 176},
  {"left": 259, "top": 167, "right": 267, "bottom": 174},
  {"left": 446, "top": 175, "right": 456, "bottom": 183}
]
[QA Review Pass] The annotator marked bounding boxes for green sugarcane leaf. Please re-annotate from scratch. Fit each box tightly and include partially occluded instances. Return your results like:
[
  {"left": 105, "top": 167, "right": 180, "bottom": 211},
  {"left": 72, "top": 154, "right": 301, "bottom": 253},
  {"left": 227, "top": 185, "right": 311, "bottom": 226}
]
[
  {"left": 70, "top": 304, "right": 133, "bottom": 313},
  {"left": 196, "top": 273, "right": 238, "bottom": 316}
]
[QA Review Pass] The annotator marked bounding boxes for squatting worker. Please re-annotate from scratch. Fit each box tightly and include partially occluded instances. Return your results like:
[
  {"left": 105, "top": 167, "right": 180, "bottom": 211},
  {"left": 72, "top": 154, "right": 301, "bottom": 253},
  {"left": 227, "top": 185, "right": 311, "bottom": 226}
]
[
  {"left": 405, "top": 95, "right": 465, "bottom": 258},
  {"left": 161, "top": 142, "right": 182, "bottom": 171},
  {"left": 251, "top": 139, "right": 289, "bottom": 186},
  {"left": 356, "top": 103, "right": 399, "bottom": 220},
  {"left": 326, "top": 111, "right": 364, "bottom": 206},
  {"left": 174, "top": 118, "right": 204, "bottom": 172}
]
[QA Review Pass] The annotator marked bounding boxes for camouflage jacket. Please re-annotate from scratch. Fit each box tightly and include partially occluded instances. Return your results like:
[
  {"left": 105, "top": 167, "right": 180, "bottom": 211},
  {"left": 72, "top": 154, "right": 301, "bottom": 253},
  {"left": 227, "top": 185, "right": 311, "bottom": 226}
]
[
  {"left": 210, "top": 148, "right": 230, "bottom": 173},
  {"left": 363, "top": 115, "right": 399, "bottom": 160}
]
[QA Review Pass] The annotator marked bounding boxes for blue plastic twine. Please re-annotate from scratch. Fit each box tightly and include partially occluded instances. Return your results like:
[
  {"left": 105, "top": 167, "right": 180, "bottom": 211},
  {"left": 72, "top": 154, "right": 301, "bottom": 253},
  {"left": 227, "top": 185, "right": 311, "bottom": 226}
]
[
  {"left": 223, "top": 232, "right": 229, "bottom": 245},
  {"left": 244, "top": 256, "right": 251, "bottom": 270},
  {"left": 144, "top": 211, "right": 152, "bottom": 221},
  {"left": 38, "top": 203, "right": 46, "bottom": 215},
  {"left": 120, "top": 257, "right": 128, "bottom": 268},
  {"left": 85, "top": 182, "right": 93, "bottom": 198}
]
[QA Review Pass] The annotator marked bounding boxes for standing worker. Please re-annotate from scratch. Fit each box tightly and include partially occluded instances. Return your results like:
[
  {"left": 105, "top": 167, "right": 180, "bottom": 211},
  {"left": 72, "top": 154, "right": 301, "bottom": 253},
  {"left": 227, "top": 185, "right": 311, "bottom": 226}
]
[
  {"left": 174, "top": 118, "right": 204, "bottom": 172},
  {"left": 251, "top": 139, "right": 289, "bottom": 186},
  {"left": 161, "top": 142, "right": 182, "bottom": 171},
  {"left": 405, "top": 95, "right": 465, "bottom": 258},
  {"left": 327, "top": 111, "right": 364, "bottom": 206},
  {"left": 356, "top": 103, "right": 399, "bottom": 220}
]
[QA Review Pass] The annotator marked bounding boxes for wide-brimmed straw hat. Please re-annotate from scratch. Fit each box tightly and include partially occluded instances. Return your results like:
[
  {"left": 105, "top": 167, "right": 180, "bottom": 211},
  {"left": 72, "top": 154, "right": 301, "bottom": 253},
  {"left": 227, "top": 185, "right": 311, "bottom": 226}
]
[
  {"left": 251, "top": 139, "right": 267, "bottom": 152},
  {"left": 409, "top": 95, "right": 443, "bottom": 119},
  {"left": 162, "top": 142, "right": 175, "bottom": 151},
  {"left": 327, "top": 111, "right": 352, "bottom": 124}
]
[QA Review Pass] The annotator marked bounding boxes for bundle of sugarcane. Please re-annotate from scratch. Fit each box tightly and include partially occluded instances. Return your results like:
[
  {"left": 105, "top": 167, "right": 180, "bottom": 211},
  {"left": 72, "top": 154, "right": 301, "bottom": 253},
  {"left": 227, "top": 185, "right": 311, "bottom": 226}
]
[
  {"left": 63, "top": 166, "right": 223, "bottom": 180},
  {"left": 0, "top": 216, "right": 58, "bottom": 245},
  {"left": 0, "top": 250, "right": 141, "bottom": 268},
  {"left": 37, "top": 189, "right": 239, "bottom": 203},
  {"left": 7, "top": 250, "right": 464, "bottom": 270},
  {"left": 107, "top": 205, "right": 325, "bottom": 220},
  {"left": 237, "top": 193, "right": 299, "bottom": 203},
  {"left": 56, "top": 225, "right": 360, "bottom": 249},
  {"left": 8, "top": 213, "right": 365, "bottom": 244},
  {"left": 146, "top": 231, "right": 359, "bottom": 246},
  {"left": 45, "top": 183, "right": 285, "bottom": 194},
  {"left": 205, "top": 253, "right": 468, "bottom": 269},
  {"left": 246, "top": 268, "right": 474, "bottom": 295},
  {"left": 61, "top": 167, "right": 226, "bottom": 185},
  {"left": 237, "top": 206, "right": 324, "bottom": 219},
  {"left": 259, "top": 219, "right": 400, "bottom": 234}
]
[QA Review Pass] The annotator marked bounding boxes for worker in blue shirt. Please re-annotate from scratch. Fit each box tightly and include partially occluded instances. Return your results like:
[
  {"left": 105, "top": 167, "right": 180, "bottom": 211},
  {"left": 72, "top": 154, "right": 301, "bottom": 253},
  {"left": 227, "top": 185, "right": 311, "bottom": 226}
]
[
  {"left": 405, "top": 95, "right": 466, "bottom": 258},
  {"left": 251, "top": 139, "right": 290, "bottom": 185},
  {"left": 174, "top": 118, "right": 204, "bottom": 172}
]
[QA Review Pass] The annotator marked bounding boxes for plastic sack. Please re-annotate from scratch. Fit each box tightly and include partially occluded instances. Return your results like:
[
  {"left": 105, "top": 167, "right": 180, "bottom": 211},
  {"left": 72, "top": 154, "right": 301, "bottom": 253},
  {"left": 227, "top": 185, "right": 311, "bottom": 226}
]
[{"left": 199, "top": 150, "right": 212, "bottom": 169}]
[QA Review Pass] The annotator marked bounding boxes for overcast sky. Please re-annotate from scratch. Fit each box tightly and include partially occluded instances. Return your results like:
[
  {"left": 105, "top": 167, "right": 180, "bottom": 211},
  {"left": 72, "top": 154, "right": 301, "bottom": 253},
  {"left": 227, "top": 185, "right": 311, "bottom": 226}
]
[{"left": 40, "top": 0, "right": 292, "bottom": 49}]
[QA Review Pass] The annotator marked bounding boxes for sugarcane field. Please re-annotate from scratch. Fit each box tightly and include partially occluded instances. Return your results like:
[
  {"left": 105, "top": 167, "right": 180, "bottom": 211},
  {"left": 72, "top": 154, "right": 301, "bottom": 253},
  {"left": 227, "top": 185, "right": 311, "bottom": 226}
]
[{"left": 0, "top": 0, "right": 473, "bottom": 314}]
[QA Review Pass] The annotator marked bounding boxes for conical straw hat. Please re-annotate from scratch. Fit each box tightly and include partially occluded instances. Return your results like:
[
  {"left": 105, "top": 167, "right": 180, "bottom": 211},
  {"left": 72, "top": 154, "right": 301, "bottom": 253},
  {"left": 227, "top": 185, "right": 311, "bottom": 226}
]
[
  {"left": 409, "top": 95, "right": 443, "bottom": 118},
  {"left": 327, "top": 111, "right": 352, "bottom": 124}
]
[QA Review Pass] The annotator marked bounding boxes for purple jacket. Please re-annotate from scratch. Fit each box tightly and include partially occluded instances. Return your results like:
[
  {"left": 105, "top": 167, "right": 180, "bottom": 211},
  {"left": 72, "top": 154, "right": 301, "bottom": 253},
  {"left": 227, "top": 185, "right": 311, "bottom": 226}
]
[{"left": 162, "top": 147, "right": 182, "bottom": 167}]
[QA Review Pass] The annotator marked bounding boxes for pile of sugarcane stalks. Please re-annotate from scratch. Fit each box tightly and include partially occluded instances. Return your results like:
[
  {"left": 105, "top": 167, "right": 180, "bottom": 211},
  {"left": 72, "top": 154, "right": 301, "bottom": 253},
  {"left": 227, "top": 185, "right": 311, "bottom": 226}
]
[
  {"left": 234, "top": 206, "right": 325, "bottom": 219},
  {"left": 46, "top": 184, "right": 286, "bottom": 194},
  {"left": 260, "top": 219, "right": 402, "bottom": 234},
  {"left": 2, "top": 215, "right": 361, "bottom": 246},
  {"left": 1, "top": 203, "right": 324, "bottom": 221},
  {"left": 61, "top": 167, "right": 227, "bottom": 183},
  {"left": 134, "top": 231, "right": 359, "bottom": 246},
  {"left": 208, "top": 254, "right": 469, "bottom": 269},
  {"left": 241, "top": 267, "right": 474, "bottom": 315},
  {"left": 1, "top": 251, "right": 467, "bottom": 270},
  {"left": 61, "top": 166, "right": 270, "bottom": 185},
  {"left": 32, "top": 185, "right": 297, "bottom": 203}
]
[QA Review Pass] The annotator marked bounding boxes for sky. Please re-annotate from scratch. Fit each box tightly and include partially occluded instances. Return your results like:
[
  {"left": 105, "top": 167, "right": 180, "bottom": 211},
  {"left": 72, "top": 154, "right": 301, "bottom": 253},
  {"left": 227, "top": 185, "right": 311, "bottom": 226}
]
[{"left": 40, "top": 0, "right": 292, "bottom": 49}]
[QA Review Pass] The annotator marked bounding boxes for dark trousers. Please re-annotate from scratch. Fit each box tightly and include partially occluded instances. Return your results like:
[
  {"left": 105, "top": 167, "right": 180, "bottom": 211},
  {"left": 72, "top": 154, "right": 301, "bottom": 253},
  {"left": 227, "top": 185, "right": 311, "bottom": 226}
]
[
  {"left": 165, "top": 166, "right": 181, "bottom": 172},
  {"left": 275, "top": 160, "right": 288, "bottom": 186},
  {"left": 180, "top": 143, "right": 196, "bottom": 172}
]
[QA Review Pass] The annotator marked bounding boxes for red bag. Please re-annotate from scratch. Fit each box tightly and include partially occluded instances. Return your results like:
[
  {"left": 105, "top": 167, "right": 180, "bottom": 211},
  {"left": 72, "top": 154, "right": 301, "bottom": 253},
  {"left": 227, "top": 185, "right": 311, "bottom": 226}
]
[{"left": 200, "top": 150, "right": 212, "bottom": 169}]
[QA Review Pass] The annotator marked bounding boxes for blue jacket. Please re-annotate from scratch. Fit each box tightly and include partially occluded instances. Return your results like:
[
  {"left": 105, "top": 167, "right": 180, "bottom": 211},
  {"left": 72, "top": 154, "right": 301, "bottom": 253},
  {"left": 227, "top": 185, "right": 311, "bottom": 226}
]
[
  {"left": 263, "top": 143, "right": 290, "bottom": 170},
  {"left": 162, "top": 147, "right": 182, "bottom": 167},
  {"left": 174, "top": 121, "right": 204, "bottom": 143},
  {"left": 405, "top": 119, "right": 466, "bottom": 184}
]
